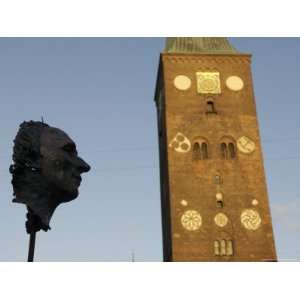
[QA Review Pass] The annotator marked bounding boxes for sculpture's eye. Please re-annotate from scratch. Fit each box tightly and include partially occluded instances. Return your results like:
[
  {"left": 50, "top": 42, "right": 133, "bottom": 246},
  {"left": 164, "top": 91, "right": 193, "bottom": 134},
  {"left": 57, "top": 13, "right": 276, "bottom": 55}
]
[{"left": 62, "top": 143, "right": 77, "bottom": 155}]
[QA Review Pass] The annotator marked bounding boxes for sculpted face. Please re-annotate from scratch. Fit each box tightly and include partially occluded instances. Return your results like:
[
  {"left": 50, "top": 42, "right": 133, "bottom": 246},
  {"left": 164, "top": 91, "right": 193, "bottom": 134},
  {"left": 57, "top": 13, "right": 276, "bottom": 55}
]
[
  {"left": 11, "top": 121, "right": 91, "bottom": 231},
  {"left": 40, "top": 127, "right": 90, "bottom": 202}
]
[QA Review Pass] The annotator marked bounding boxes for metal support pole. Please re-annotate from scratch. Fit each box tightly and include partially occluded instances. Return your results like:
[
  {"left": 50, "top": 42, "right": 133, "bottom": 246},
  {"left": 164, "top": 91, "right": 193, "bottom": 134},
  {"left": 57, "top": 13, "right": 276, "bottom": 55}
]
[{"left": 27, "top": 231, "right": 36, "bottom": 262}]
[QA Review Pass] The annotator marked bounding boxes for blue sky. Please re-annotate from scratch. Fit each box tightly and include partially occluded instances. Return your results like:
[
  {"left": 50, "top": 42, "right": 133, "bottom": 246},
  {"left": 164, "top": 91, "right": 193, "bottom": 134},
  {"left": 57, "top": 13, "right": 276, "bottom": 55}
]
[{"left": 0, "top": 38, "right": 299, "bottom": 261}]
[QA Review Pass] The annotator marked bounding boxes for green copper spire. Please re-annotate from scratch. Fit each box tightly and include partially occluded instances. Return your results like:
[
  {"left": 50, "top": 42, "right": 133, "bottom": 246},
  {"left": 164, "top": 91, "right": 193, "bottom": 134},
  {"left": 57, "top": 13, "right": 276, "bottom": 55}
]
[{"left": 165, "top": 37, "right": 237, "bottom": 54}]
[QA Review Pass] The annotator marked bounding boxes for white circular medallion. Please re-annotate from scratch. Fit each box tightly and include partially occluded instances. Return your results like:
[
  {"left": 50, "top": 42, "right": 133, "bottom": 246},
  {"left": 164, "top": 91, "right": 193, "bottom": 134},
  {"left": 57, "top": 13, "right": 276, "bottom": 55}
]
[
  {"left": 214, "top": 213, "right": 228, "bottom": 227},
  {"left": 216, "top": 193, "right": 223, "bottom": 201},
  {"left": 237, "top": 136, "right": 256, "bottom": 154},
  {"left": 181, "top": 210, "right": 202, "bottom": 231},
  {"left": 226, "top": 76, "right": 244, "bottom": 91},
  {"left": 252, "top": 199, "right": 259, "bottom": 206},
  {"left": 241, "top": 209, "right": 261, "bottom": 230},
  {"left": 174, "top": 75, "right": 192, "bottom": 91}
]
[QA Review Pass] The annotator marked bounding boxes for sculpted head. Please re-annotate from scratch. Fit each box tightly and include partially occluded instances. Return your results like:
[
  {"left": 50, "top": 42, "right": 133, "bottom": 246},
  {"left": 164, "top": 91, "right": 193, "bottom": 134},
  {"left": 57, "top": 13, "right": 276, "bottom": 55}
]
[{"left": 10, "top": 121, "right": 90, "bottom": 230}]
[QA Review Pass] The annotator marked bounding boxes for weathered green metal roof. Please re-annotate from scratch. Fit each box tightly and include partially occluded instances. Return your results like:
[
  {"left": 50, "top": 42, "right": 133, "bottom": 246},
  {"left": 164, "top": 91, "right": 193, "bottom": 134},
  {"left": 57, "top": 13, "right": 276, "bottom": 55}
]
[{"left": 165, "top": 37, "right": 238, "bottom": 54}]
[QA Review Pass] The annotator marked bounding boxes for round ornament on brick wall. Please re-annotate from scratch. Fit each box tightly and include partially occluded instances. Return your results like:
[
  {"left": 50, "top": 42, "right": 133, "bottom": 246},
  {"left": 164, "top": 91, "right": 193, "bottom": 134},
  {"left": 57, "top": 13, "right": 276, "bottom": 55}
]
[
  {"left": 226, "top": 75, "right": 244, "bottom": 91},
  {"left": 237, "top": 136, "right": 255, "bottom": 154},
  {"left": 214, "top": 213, "right": 228, "bottom": 227},
  {"left": 174, "top": 75, "right": 192, "bottom": 91},
  {"left": 181, "top": 210, "right": 202, "bottom": 231},
  {"left": 169, "top": 132, "right": 191, "bottom": 153},
  {"left": 241, "top": 209, "right": 261, "bottom": 230}
]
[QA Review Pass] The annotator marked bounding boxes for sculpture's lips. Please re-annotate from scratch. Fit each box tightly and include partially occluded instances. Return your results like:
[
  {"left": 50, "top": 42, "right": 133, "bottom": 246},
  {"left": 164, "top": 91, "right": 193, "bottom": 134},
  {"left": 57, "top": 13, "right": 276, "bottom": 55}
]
[{"left": 73, "top": 175, "right": 82, "bottom": 185}]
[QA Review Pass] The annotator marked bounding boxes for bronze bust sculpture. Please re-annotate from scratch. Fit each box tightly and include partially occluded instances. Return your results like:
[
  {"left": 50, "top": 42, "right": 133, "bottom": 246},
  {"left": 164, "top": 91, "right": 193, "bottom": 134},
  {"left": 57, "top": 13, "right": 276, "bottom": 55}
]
[{"left": 10, "top": 121, "right": 90, "bottom": 232}]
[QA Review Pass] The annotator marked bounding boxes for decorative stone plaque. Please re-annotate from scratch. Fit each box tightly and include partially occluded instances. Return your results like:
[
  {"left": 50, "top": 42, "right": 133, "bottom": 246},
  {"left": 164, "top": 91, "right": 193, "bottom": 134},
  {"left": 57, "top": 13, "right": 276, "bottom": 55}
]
[
  {"left": 181, "top": 210, "right": 202, "bottom": 231},
  {"left": 214, "top": 213, "right": 228, "bottom": 227},
  {"left": 169, "top": 132, "right": 191, "bottom": 153},
  {"left": 241, "top": 209, "right": 261, "bottom": 230},
  {"left": 196, "top": 72, "right": 221, "bottom": 94},
  {"left": 226, "top": 76, "right": 244, "bottom": 91},
  {"left": 174, "top": 75, "right": 192, "bottom": 91},
  {"left": 237, "top": 136, "right": 255, "bottom": 154}
]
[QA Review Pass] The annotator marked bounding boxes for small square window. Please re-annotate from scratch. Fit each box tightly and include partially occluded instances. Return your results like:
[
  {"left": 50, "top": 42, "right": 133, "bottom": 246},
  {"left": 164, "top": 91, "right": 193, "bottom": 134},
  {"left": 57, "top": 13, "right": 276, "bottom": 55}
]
[{"left": 217, "top": 200, "right": 224, "bottom": 208}]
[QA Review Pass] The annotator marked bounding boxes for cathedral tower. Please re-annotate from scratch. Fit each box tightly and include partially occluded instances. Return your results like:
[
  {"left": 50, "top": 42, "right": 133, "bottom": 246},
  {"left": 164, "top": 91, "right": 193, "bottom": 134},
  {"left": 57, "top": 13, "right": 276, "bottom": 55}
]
[{"left": 154, "top": 37, "right": 277, "bottom": 261}]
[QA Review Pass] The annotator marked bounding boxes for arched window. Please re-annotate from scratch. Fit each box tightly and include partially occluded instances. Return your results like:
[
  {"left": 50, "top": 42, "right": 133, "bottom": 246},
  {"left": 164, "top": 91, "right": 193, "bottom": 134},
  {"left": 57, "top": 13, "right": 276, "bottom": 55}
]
[
  {"left": 214, "top": 241, "right": 220, "bottom": 256},
  {"left": 228, "top": 142, "right": 236, "bottom": 159},
  {"left": 220, "top": 143, "right": 227, "bottom": 159},
  {"left": 206, "top": 101, "right": 216, "bottom": 114},
  {"left": 220, "top": 137, "right": 237, "bottom": 160},
  {"left": 220, "top": 240, "right": 226, "bottom": 256},
  {"left": 202, "top": 142, "right": 208, "bottom": 159},
  {"left": 193, "top": 138, "right": 209, "bottom": 161},
  {"left": 192, "top": 142, "right": 201, "bottom": 161},
  {"left": 227, "top": 240, "right": 233, "bottom": 256},
  {"left": 214, "top": 239, "right": 234, "bottom": 256}
]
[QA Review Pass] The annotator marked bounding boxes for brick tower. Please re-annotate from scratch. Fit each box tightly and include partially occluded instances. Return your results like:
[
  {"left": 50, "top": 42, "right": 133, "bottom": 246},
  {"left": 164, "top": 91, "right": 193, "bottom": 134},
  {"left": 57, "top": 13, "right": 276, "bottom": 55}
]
[{"left": 154, "top": 37, "right": 277, "bottom": 261}]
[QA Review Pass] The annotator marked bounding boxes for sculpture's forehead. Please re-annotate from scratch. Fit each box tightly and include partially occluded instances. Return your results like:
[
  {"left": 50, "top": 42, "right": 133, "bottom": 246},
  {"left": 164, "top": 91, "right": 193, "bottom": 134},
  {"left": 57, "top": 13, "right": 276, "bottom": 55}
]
[{"left": 40, "top": 127, "right": 74, "bottom": 148}]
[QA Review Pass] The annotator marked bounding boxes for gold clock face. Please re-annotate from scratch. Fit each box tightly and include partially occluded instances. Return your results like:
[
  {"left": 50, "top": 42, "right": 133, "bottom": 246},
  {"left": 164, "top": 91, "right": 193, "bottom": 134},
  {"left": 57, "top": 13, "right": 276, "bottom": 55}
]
[
  {"left": 196, "top": 72, "right": 221, "bottom": 94},
  {"left": 214, "top": 213, "right": 228, "bottom": 227},
  {"left": 241, "top": 209, "right": 261, "bottom": 230},
  {"left": 226, "top": 76, "right": 244, "bottom": 91},
  {"left": 237, "top": 136, "right": 255, "bottom": 154},
  {"left": 181, "top": 210, "right": 202, "bottom": 231},
  {"left": 174, "top": 75, "right": 192, "bottom": 91}
]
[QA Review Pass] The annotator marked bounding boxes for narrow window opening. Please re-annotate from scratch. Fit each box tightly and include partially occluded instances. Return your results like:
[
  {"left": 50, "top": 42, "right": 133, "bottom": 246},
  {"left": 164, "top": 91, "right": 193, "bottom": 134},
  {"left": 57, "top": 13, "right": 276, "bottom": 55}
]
[
  {"left": 220, "top": 240, "right": 226, "bottom": 256},
  {"left": 214, "top": 239, "right": 234, "bottom": 257},
  {"left": 228, "top": 142, "right": 236, "bottom": 159},
  {"left": 206, "top": 101, "right": 216, "bottom": 114},
  {"left": 217, "top": 200, "right": 224, "bottom": 208},
  {"left": 193, "top": 142, "right": 201, "bottom": 161},
  {"left": 214, "top": 174, "right": 222, "bottom": 184},
  {"left": 193, "top": 141, "right": 209, "bottom": 161},
  {"left": 227, "top": 240, "right": 234, "bottom": 256},
  {"left": 220, "top": 143, "right": 227, "bottom": 159},
  {"left": 201, "top": 142, "right": 208, "bottom": 159},
  {"left": 214, "top": 240, "right": 220, "bottom": 256}
]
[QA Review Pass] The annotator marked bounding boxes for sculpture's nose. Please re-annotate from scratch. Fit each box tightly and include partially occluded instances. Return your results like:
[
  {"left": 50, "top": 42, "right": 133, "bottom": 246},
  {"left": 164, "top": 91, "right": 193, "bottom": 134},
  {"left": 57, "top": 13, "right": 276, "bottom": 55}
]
[{"left": 77, "top": 157, "right": 91, "bottom": 173}]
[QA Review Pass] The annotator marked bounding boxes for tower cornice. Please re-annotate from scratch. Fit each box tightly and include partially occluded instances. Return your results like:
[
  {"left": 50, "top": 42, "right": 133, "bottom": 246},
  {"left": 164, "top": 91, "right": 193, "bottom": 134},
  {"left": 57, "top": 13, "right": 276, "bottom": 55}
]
[{"left": 165, "top": 37, "right": 238, "bottom": 54}]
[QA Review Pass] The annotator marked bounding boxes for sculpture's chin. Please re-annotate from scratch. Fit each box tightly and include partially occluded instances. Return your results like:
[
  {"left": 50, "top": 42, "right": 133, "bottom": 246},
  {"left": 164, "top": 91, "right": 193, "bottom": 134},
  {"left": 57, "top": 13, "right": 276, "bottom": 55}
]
[{"left": 60, "top": 189, "right": 79, "bottom": 203}]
